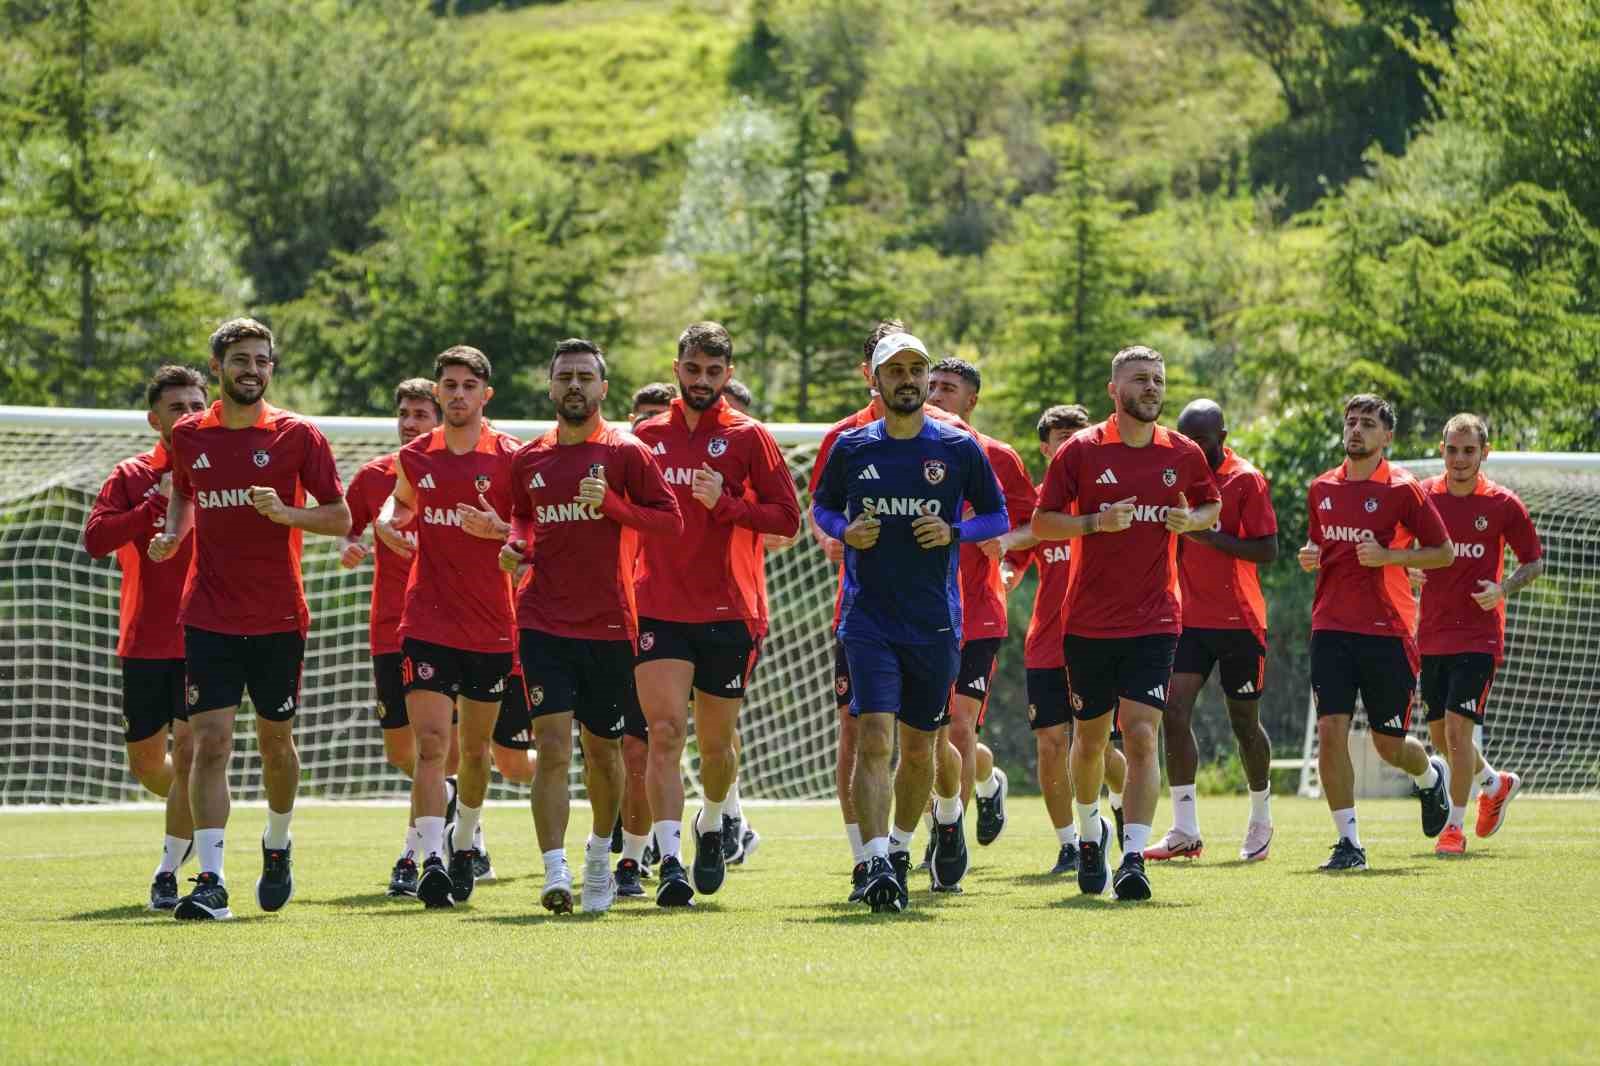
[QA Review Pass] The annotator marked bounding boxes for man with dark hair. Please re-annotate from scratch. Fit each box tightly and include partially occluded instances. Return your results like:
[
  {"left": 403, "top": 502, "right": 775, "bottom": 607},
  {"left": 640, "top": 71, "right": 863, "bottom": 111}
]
[
  {"left": 85, "top": 365, "right": 208, "bottom": 909},
  {"left": 629, "top": 383, "right": 677, "bottom": 424},
  {"left": 375, "top": 346, "right": 521, "bottom": 907},
  {"left": 149, "top": 318, "right": 350, "bottom": 920},
  {"left": 925, "top": 357, "right": 1036, "bottom": 863},
  {"left": 722, "top": 378, "right": 754, "bottom": 415},
  {"left": 630, "top": 322, "right": 801, "bottom": 906},
  {"left": 812, "top": 332, "right": 1009, "bottom": 912},
  {"left": 501, "top": 339, "right": 680, "bottom": 913},
  {"left": 1148, "top": 399, "right": 1280, "bottom": 863},
  {"left": 1032, "top": 345, "right": 1222, "bottom": 901},
  {"left": 1298, "top": 393, "right": 1454, "bottom": 870},
  {"left": 1413, "top": 413, "right": 1543, "bottom": 855}
]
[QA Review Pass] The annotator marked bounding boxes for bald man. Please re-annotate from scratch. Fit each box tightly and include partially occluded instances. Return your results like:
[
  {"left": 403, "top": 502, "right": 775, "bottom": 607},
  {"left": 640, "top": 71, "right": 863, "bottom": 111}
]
[{"left": 1148, "top": 400, "right": 1280, "bottom": 863}]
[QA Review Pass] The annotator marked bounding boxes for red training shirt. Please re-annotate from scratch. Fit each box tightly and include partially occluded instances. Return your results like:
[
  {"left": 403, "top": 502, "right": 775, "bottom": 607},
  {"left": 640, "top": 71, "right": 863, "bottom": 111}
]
[
  {"left": 1177, "top": 447, "right": 1277, "bottom": 643},
  {"left": 170, "top": 403, "right": 344, "bottom": 637},
  {"left": 1036, "top": 418, "right": 1220, "bottom": 639},
  {"left": 84, "top": 441, "right": 192, "bottom": 660},
  {"left": 1416, "top": 474, "right": 1542, "bottom": 661},
  {"left": 957, "top": 433, "right": 1035, "bottom": 642},
  {"left": 1022, "top": 504, "right": 1072, "bottom": 670},
  {"left": 345, "top": 454, "right": 417, "bottom": 656}
]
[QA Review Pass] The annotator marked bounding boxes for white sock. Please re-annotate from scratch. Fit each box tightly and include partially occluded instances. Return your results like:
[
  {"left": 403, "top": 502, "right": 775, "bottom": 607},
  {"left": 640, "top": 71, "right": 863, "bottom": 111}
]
[
  {"left": 1125, "top": 823, "right": 1152, "bottom": 855},
  {"left": 585, "top": 834, "right": 610, "bottom": 862},
  {"left": 845, "top": 822, "right": 864, "bottom": 864},
  {"left": 1107, "top": 790, "right": 1124, "bottom": 811},
  {"left": 543, "top": 847, "right": 567, "bottom": 874},
  {"left": 922, "top": 809, "right": 934, "bottom": 831},
  {"left": 975, "top": 770, "right": 1000, "bottom": 799},
  {"left": 263, "top": 806, "right": 292, "bottom": 850},
  {"left": 402, "top": 825, "right": 421, "bottom": 862},
  {"left": 1332, "top": 807, "right": 1361, "bottom": 847},
  {"left": 1171, "top": 784, "right": 1200, "bottom": 836},
  {"left": 1447, "top": 804, "right": 1467, "bottom": 831},
  {"left": 1478, "top": 764, "right": 1501, "bottom": 792},
  {"left": 865, "top": 836, "right": 890, "bottom": 860},
  {"left": 622, "top": 831, "right": 649, "bottom": 863},
  {"left": 701, "top": 796, "right": 725, "bottom": 830},
  {"left": 196, "top": 827, "right": 224, "bottom": 880},
  {"left": 654, "top": 820, "right": 683, "bottom": 860},
  {"left": 157, "top": 834, "right": 191, "bottom": 875},
  {"left": 454, "top": 803, "right": 482, "bottom": 853},
  {"left": 933, "top": 794, "right": 962, "bottom": 823},
  {"left": 417, "top": 816, "right": 446, "bottom": 861},
  {"left": 726, "top": 778, "right": 743, "bottom": 820},
  {"left": 1411, "top": 764, "right": 1439, "bottom": 790},
  {"left": 1056, "top": 823, "right": 1079, "bottom": 847},
  {"left": 1075, "top": 801, "right": 1101, "bottom": 843},
  {"left": 888, "top": 825, "right": 915, "bottom": 855},
  {"left": 1249, "top": 787, "right": 1272, "bottom": 824}
]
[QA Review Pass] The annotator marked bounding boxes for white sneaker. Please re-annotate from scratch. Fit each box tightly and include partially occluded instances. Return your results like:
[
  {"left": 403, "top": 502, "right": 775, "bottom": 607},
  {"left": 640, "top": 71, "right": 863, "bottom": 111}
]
[
  {"left": 1239, "top": 820, "right": 1273, "bottom": 862},
  {"left": 1144, "top": 827, "right": 1204, "bottom": 860},
  {"left": 581, "top": 854, "right": 616, "bottom": 914},
  {"left": 541, "top": 864, "right": 574, "bottom": 915}
]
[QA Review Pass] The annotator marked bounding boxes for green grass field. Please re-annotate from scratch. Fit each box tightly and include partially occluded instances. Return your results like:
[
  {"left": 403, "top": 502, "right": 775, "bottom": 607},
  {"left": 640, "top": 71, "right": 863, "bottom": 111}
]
[{"left": 4, "top": 796, "right": 1598, "bottom": 1065}]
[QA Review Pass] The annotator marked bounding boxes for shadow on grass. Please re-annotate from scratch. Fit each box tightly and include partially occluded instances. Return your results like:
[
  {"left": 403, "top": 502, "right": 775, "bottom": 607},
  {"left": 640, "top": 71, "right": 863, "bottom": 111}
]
[
  {"left": 1006, "top": 872, "right": 1077, "bottom": 887},
  {"left": 302, "top": 892, "right": 397, "bottom": 909},
  {"left": 61, "top": 904, "right": 163, "bottom": 922},
  {"left": 786, "top": 908, "right": 938, "bottom": 925},
  {"left": 1286, "top": 866, "right": 1424, "bottom": 877},
  {"left": 1043, "top": 895, "right": 1196, "bottom": 911}
]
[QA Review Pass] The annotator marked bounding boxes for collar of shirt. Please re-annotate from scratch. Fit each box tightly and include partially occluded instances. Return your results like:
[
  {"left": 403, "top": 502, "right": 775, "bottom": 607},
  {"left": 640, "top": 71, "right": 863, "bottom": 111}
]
[
  {"left": 1336, "top": 457, "right": 1394, "bottom": 484},
  {"left": 1101, "top": 417, "right": 1172, "bottom": 447},
  {"left": 424, "top": 424, "right": 503, "bottom": 454},
  {"left": 1430, "top": 471, "right": 1490, "bottom": 496},
  {"left": 198, "top": 401, "right": 280, "bottom": 431}
]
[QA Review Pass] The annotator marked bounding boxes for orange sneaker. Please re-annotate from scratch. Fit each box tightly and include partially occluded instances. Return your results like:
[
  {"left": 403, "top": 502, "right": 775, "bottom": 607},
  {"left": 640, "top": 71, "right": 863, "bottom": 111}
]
[
  {"left": 1475, "top": 771, "right": 1522, "bottom": 838},
  {"left": 1435, "top": 825, "right": 1466, "bottom": 856}
]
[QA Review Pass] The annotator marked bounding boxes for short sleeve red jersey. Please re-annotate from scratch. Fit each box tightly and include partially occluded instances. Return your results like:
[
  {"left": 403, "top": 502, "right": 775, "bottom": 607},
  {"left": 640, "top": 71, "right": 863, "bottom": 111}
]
[
  {"left": 345, "top": 455, "right": 416, "bottom": 656},
  {"left": 1037, "top": 418, "right": 1220, "bottom": 639},
  {"left": 1416, "top": 474, "right": 1542, "bottom": 661},
  {"left": 170, "top": 403, "right": 344, "bottom": 636},
  {"left": 631, "top": 397, "right": 801, "bottom": 627},
  {"left": 1023, "top": 496, "right": 1072, "bottom": 669},
  {"left": 1177, "top": 448, "right": 1277, "bottom": 642},
  {"left": 508, "top": 420, "right": 682, "bottom": 642},
  {"left": 1308, "top": 459, "right": 1448, "bottom": 642},
  {"left": 396, "top": 425, "right": 521, "bottom": 654},
  {"left": 84, "top": 441, "right": 192, "bottom": 660},
  {"left": 957, "top": 434, "right": 1035, "bottom": 642}
]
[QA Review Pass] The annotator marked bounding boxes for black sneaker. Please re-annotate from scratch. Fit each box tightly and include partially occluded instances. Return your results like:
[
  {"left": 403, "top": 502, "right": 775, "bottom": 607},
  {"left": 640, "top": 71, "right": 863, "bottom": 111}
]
[
  {"left": 1049, "top": 842, "right": 1079, "bottom": 876},
  {"left": 472, "top": 849, "right": 496, "bottom": 883},
  {"left": 731, "top": 824, "right": 760, "bottom": 865},
  {"left": 1113, "top": 851, "right": 1151, "bottom": 901},
  {"left": 448, "top": 848, "right": 477, "bottom": 903},
  {"left": 656, "top": 855, "right": 695, "bottom": 907},
  {"left": 930, "top": 809, "right": 969, "bottom": 891},
  {"left": 387, "top": 857, "right": 419, "bottom": 898},
  {"left": 692, "top": 812, "right": 725, "bottom": 895},
  {"left": 1112, "top": 805, "right": 1126, "bottom": 853},
  {"left": 149, "top": 871, "right": 180, "bottom": 911},
  {"left": 417, "top": 855, "right": 454, "bottom": 907},
  {"left": 721, "top": 813, "right": 745, "bottom": 863},
  {"left": 889, "top": 850, "right": 911, "bottom": 911},
  {"left": 257, "top": 838, "right": 293, "bottom": 913},
  {"left": 1078, "top": 815, "right": 1111, "bottom": 895},
  {"left": 1418, "top": 755, "right": 1450, "bottom": 839},
  {"left": 611, "top": 814, "right": 624, "bottom": 855},
  {"left": 615, "top": 858, "right": 645, "bottom": 898},
  {"left": 975, "top": 767, "right": 1009, "bottom": 846},
  {"left": 847, "top": 861, "right": 869, "bottom": 903},
  {"left": 173, "top": 872, "right": 233, "bottom": 921},
  {"left": 861, "top": 855, "right": 901, "bottom": 913},
  {"left": 1319, "top": 838, "right": 1368, "bottom": 871}
]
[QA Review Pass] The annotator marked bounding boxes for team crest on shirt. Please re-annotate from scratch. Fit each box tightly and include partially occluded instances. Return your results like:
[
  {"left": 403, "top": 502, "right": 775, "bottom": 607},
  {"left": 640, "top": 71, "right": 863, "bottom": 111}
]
[
  {"left": 923, "top": 459, "right": 947, "bottom": 485},
  {"left": 528, "top": 685, "right": 543, "bottom": 707},
  {"left": 1364, "top": 497, "right": 1379, "bottom": 513},
  {"left": 640, "top": 632, "right": 655, "bottom": 652},
  {"left": 186, "top": 684, "right": 199, "bottom": 707},
  {"left": 1162, "top": 468, "right": 1177, "bottom": 487},
  {"left": 474, "top": 474, "right": 492, "bottom": 494},
  {"left": 1475, "top": 515, "right": 1489, "bottom": 531},
  {"left": 417, "top": 662, "right": 435, "bottom": 681},
  {"left": 252, "top": 449, "right": 269, "bottom": 468},
  {"left": 708, "top": 437, "right": 729, "bottom": 458}
]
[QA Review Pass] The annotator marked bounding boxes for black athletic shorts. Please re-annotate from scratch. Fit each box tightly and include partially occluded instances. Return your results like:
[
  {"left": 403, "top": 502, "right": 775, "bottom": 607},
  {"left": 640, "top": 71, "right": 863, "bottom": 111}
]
[
  {"left": 833, "top": 638, "right": 853, "bottom": 710},
  {"left": 520, "top": 628, "right": 635, "bottom": 740},
  {"left": 953, "top": 637, "right": 1004, "bottom": 731},
  {"left": 495, "top": 670, "right": 534, "bottom": 749},
  {"left": 635, "top": 617, "right": 760, "bottom": 698},
  {"left": 400, "top": 637, "right": 513, "bottom": 704},
  {"left": 1173, "top": 627, "right": 1267, "bottom": 701},
  {"left": 1310, "top": 629, "right": 1417, "bottom": 737},
  {"left": 372, "top": 651, "right": 408, "bottom": 730},
  {"left": 1025, "top": 667, "right": 1072, "bottom": 732},
  {"left": 1420, "top": 652, "right": 1496, "bottom": 725},
  {"left": 121, "top": 658, "right": 187, "bottom": 743},
  {"left": 184, "top": 627, "right": 305, "bottom": 720},
  {"left": 1062, "top": 633, "right": 1179, "bottom": 720}
]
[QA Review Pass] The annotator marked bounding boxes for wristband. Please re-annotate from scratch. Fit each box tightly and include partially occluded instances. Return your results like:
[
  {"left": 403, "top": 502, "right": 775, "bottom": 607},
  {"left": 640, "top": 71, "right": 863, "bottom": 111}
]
[{"left": 950, "top": 522, "right": 962, "bottom": 543}]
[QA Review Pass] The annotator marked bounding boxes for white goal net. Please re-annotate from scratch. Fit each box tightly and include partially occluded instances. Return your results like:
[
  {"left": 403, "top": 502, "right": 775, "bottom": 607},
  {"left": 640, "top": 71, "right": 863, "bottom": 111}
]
[
  {"left": 1297, "top": 453, "right": 1600, "bottom": 797},
  {"left": 0, "top": 406, "right": 838, "bottom": 805}
]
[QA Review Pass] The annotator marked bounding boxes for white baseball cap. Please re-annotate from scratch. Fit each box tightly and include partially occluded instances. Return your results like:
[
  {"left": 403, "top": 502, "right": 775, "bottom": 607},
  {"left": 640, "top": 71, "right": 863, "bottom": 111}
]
[{"left": 869, "top": 332, "right": 931, "bottom": 374}]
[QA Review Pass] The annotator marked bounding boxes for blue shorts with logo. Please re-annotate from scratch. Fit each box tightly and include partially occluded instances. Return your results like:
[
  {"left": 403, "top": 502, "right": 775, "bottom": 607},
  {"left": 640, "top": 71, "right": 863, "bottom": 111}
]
[{"left": 842, "top": 631, "right": 959, "bottom": 733}]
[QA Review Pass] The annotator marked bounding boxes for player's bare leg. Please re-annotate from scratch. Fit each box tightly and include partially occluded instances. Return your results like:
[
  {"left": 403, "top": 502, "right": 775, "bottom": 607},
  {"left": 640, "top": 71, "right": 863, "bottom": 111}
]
[
  {"left": 183, "top": 705, "right": 237, "bottom": 917},
  {"left": 530, "top": 711, "right": 575, "bottom": 910},
  {"left": 578, "top": 728, "right": 623, "bottom": 913},
  {"left": 444, "top": 696, "right": 500, "bottom": 902},
  {"left": 493, "top": 743, "right": 534, "bottom": 785},
  {"left": 1103, "top": 740, "right": 1128, "bottom": 848},
  {"left": 617, "top": 734, "right": 652, "bottom": 890},
  {"left": 1226, "top": 698, "right": 1275, "bottom": 859},
  {"left": 405, "top": 690, "right": 455, "bottom": 905},
  {"left": 1069, "top": 710, "right": 1114, "bottom": 895},
  {"left": 688, "top": 688, "right": 741, "bottom": 894},
  {"left": 144, "top": 721, "right": 195, "bottom": 908},
  {"left": 946, "top": 694, "right": 981, "bottom": 807},
  {"left": 837, "top": 707, "right": 865, "bottom": 890},
  {"left": 126, "top": 734, "right": 176, "bottom": 799},
  {"left": 638, "top": 658, "right": 697, "bottom": 904},
  {"left": 1113, "top": 699, "right": 1162, "bottom": 898},
  {"left": 1152, "top": 671, "right": 1207, "bottom": 859},
  {"left": 852, "top": 712, "right": 897, "bottom": 909},
  {"left": 1037, "top": 723, "right": 1077, "bottom": 873},
  {"left": 1438, "top": 712, "right": 1477, "bottom": 854},
  {"left": 975, "top": 742, "right": 994, "bottom": 790}
]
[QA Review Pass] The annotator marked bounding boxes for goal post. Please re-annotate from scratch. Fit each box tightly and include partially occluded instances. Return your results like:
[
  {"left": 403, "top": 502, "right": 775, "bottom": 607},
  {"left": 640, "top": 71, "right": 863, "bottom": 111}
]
[
  {"left": 0, "top": 405, "right": 838, "bottom": 805},
  {"left": 1296, "top": 452, "right": 1600, "bottom": 798}
]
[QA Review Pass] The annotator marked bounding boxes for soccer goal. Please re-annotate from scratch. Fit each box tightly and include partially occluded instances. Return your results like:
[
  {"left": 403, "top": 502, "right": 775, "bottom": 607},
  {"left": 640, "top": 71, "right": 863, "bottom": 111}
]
[
  {"left": 0, "top": 405, "right": 838, "bottom": 805},
  {"left": 1294, "top": 453, "right": 1600, "bottom": 798}
]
